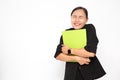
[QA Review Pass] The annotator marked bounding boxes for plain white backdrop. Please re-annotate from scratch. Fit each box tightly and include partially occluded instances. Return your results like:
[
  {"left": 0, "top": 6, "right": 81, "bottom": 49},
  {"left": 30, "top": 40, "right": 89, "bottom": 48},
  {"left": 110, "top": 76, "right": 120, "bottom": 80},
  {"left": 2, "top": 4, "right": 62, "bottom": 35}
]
[{"left": 0, "top": 0, "right": 120, "bottom": 80}]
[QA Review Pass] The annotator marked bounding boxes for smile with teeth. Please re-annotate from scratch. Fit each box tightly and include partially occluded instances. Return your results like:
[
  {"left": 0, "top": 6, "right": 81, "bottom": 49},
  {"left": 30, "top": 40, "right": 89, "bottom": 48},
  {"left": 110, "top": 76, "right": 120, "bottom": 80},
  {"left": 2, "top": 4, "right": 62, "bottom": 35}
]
[{"left": 74, "top": 23, "right": 81, "bottom": 26}]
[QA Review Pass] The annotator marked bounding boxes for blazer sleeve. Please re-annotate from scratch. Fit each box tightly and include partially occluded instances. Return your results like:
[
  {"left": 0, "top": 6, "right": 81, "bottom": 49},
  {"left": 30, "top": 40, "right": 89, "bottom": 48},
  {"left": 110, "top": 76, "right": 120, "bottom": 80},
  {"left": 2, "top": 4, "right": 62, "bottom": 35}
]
[
  {"left": 84, "top": 24, "right": 99, "bottom": 53},
  {"left": 54, "top": 36, "right": 63, "bottom": 58}
]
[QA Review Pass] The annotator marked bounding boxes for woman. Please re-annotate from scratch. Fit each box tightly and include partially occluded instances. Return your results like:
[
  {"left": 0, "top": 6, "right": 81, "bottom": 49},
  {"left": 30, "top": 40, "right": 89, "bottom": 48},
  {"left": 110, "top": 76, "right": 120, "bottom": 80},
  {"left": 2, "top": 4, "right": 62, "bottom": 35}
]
[{"left": 54, "top": 6, "right": 106, "bottom": 80}]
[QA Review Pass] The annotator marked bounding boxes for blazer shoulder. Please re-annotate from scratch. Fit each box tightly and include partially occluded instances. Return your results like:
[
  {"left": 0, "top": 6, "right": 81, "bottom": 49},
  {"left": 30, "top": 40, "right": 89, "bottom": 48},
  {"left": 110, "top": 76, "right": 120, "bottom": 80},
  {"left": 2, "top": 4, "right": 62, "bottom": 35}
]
[
  {"left": 85, "top": 24, "right": 96, "bottom": 31},
  {"left": 85, "top": 24, "right": 95, "bottom": 28}
]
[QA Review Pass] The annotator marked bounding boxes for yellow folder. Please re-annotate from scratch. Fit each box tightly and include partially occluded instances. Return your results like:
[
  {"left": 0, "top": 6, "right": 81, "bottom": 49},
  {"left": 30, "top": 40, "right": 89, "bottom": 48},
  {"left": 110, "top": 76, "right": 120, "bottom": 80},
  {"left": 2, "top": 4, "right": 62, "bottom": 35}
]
[{"left": 62, "top": 29, "right": 87, "bottom": 49}]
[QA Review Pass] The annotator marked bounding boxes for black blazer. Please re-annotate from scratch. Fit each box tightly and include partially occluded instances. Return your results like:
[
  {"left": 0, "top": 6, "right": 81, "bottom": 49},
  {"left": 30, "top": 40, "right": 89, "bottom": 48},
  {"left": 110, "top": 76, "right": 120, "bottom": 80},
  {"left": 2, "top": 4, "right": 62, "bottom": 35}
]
[{"left": 54, "top": 24, "right": 106, "bottom": 80}]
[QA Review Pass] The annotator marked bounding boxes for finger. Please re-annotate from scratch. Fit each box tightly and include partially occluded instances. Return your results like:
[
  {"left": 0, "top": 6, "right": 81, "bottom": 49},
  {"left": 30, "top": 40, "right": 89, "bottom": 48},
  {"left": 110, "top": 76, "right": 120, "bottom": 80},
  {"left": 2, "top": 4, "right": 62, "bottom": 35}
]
[
  {"left": 84, "top": 58, "right": 90, "bottom": 62},
  {"left": 88, "top": 53, "right": 95, "bottom": 57},
  {"left": 87, "top": 59, "right": 91, "bottom": 63},
  {"left": 85, "top": 62, "right": 89, "bottom": 65},
  {"left": 87, "top": 59, "right": 91, "bottom": 62},
  {"left": 80, "top": 63, "right": 84, "bottom": 65}
]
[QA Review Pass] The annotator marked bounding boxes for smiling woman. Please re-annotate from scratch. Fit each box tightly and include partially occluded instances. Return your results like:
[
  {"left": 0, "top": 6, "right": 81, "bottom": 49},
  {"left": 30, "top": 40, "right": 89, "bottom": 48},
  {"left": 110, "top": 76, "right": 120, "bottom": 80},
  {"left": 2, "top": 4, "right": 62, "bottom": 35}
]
[
  {"left": 0, "top": 0, "right": 120, "bottom": 80},
  {"left": 71, "top": 7, "right": 88, "bottom": 29},
  {"left": 54, "top": 6, "right": 106, "bottom": 80}
]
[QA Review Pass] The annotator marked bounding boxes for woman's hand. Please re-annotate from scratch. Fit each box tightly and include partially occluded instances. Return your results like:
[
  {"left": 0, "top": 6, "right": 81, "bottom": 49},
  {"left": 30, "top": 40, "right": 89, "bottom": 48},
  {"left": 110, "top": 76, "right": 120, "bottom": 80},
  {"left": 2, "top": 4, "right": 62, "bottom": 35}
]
[
  {"left": 75, "top": 56, "right": 91, "bottom": 65},
  {"left": 62, "top": 45, "right": 70, "bottom": 54}
]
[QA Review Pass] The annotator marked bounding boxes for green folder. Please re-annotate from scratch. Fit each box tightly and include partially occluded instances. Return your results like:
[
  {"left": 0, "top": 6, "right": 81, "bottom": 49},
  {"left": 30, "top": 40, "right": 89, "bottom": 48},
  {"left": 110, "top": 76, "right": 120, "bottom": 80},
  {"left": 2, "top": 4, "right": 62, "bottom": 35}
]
[{"left": 62, "top": 29, "right": 87, "bottom": 49}]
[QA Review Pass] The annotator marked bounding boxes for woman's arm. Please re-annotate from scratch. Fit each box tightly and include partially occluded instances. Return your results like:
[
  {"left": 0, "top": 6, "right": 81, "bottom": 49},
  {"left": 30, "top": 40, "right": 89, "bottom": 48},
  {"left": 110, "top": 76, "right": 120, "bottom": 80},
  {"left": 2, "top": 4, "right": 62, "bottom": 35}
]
[
  {"left": 56, "top": 53, "right": 91, "bottom": 65},
  {"left": 62, "top": 45, "right": 95, "bottom": 58},
  {"left": 71, "top": 48, "right": 95, "bottom": 57},
  {"left": 54, "top": 36, "right": 91, "bottom": 65}
]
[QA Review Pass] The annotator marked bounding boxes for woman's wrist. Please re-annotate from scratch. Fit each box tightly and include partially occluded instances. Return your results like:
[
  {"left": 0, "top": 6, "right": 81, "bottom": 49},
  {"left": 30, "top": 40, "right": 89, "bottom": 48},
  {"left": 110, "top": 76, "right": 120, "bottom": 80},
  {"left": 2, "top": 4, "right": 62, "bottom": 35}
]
[{"left": 70, "top": 48, "right": 76, "bottom": 55}]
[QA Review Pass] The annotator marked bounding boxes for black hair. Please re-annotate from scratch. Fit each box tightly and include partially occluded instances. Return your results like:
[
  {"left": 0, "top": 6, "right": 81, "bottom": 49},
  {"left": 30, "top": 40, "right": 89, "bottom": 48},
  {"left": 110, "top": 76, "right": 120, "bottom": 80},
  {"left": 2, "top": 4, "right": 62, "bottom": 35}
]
[{"left": 71, "top": 6, "right": 88, "bottom": 19}]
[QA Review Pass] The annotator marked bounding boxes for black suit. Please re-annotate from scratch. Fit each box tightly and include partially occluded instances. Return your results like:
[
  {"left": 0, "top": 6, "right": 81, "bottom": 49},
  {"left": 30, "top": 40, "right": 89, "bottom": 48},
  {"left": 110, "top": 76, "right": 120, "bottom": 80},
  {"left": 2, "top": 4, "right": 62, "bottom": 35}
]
[{"left": 54, "top": 24, "right": 106, "bottom": 80}]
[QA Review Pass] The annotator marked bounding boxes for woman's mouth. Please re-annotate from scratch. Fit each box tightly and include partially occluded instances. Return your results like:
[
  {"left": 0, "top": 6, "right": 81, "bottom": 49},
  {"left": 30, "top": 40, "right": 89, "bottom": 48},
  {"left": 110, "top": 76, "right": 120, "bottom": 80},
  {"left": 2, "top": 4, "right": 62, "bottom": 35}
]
[{"left": 74, "top": 23, "right": 81, "bottom": 26}]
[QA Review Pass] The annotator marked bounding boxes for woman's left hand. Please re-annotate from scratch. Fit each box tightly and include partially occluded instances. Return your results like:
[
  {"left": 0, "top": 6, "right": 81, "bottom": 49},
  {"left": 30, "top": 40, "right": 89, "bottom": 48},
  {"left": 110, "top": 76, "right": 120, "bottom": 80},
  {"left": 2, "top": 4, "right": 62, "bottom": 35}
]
[{"left": 62, "top": 45, "right": 70, "bottom": 54}]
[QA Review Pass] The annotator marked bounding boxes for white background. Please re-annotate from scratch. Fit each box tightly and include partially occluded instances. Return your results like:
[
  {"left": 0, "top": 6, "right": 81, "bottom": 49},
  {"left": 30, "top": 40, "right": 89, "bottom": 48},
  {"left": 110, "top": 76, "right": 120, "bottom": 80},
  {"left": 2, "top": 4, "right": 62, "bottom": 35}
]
[{"left": 0, "top": 0, "right": 120, "bottom": 80}]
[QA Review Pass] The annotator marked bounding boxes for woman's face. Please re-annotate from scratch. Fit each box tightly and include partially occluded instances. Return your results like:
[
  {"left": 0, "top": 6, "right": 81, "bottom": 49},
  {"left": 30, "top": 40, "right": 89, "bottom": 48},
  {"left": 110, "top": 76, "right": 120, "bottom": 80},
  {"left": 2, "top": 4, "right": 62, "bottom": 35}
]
[{"left": 71, "top": 9, "right": 88, "bottom": 29}]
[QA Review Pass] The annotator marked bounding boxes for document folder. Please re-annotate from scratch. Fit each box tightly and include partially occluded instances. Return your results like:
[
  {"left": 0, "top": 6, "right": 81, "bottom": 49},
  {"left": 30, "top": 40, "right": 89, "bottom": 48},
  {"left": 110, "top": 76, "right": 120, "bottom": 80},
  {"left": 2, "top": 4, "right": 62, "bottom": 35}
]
[{"left": 62, "top": 29, "right": 87, "bottom": 49}]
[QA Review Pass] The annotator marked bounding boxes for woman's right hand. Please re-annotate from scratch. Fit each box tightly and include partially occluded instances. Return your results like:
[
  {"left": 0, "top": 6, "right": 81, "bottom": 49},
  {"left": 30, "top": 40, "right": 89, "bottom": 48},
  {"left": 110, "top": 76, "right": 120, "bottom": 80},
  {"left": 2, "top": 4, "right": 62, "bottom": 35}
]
[{"left": 75, "top": 56, "right": 91, "bottom": 65}]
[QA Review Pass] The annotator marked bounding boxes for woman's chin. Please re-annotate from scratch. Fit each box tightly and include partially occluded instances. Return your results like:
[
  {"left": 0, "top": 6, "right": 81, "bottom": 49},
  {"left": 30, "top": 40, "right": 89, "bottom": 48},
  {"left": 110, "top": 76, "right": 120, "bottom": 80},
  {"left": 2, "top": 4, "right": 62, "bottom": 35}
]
[{"left": 73, "top": 26, "right": 81, "bottom": 29}]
